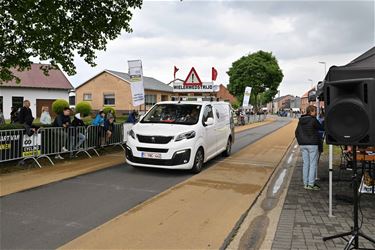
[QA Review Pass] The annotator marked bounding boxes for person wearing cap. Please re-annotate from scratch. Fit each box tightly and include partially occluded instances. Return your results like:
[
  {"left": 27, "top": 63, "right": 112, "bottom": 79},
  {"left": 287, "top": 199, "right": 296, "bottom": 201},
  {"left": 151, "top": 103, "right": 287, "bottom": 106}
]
[{"left": 71, "top": 113, "right": 86, "bottom": 150}]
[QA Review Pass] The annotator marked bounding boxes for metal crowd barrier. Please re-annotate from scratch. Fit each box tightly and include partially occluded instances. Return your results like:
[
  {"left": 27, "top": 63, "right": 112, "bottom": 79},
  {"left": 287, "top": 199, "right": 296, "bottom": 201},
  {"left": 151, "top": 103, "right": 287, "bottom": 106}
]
[
  {"left": 236, "top": 114, "right": 267, "bottom": 126},
  {"left": 0, "top": 123, "right": 133, "bottom": 168}
]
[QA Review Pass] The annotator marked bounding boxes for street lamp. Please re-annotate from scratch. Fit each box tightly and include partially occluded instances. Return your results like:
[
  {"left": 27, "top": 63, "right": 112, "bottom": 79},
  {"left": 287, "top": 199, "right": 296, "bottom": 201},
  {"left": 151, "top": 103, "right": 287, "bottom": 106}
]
[
  {"left": 319, "top": 61, "right": 327, "bottom": 77},
  {"left": 308, "top": 78, "right": 313, "bottom": 89}
]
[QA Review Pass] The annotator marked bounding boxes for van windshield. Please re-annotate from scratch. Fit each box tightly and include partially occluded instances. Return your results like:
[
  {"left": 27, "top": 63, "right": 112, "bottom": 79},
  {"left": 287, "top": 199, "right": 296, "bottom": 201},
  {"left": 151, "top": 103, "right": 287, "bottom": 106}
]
[{"left": 141, "top": 104, "right": 202, "bottom": 125}]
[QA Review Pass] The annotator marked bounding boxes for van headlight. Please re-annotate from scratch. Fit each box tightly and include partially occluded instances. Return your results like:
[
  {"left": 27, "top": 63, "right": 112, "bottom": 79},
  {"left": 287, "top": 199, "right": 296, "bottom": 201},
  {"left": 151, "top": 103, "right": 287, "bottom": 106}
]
[
  {"left": 128, "top": 129, "right": 136, "bottom": 140},
  {"left": 175, "top": 131, "right": 196, "bottom": 142}
]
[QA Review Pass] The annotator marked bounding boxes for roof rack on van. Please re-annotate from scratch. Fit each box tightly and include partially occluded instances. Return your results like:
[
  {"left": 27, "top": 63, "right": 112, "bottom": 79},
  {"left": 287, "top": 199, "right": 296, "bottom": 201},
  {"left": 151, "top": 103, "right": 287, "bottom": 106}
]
[{"left": 171, "top": 96, "right": 221, "bottom": 102}]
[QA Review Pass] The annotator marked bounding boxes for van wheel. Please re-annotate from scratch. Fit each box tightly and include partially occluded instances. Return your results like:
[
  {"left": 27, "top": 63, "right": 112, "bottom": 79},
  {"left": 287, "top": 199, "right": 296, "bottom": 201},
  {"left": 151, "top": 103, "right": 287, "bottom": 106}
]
[
  {"left": 222, "top": 138, "right": 232, "bottom": 157},
  {"left": 191, "top": 148, "right": 204, "bottom": 174}
]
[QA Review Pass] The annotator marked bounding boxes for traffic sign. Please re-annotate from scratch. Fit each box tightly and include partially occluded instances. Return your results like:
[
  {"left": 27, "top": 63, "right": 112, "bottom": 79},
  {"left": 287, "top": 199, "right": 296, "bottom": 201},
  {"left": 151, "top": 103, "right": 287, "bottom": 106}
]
[{"left": 184, "top": 67, "right": 203, "bottom": 86}]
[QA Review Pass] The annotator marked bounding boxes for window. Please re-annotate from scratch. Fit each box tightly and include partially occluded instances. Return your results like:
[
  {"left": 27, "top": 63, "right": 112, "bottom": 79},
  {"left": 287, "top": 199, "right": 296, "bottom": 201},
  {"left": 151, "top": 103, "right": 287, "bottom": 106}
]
[
  {"left": 12, "top": 96, "right": 24, "bottom": 110},
  {"left": 83, "top": 93, "right": 92, "bottom": 101},
  {"left": 161, "top": 95, "right": 169, "bottom": 101},
  {"left": 103, "top": 93, "right": 115, "bottom": 105},
  {"left": 69, "top": 95, "right": 75, "bottom": 106},
  {"left": 0, "top": 96, "right": 3, "bottom": 112},
  {"left": 145, "top": 94, "right": 157, "bottom": 106},
  {"left": 202, "top": 105, "right": 213, "bottom": 123}
]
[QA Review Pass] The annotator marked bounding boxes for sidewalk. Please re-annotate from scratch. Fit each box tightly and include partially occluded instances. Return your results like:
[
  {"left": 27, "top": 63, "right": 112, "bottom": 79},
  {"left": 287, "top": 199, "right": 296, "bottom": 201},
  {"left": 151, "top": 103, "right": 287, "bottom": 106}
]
[
  {"left": 0, "top": 119, "right": 275, "bottom": 197},
  {"left": 60, "top": 120, "right": 297, "bottom": 249},
  {"left": 272, "top": 149, "right": 375, "bottom": 249}
]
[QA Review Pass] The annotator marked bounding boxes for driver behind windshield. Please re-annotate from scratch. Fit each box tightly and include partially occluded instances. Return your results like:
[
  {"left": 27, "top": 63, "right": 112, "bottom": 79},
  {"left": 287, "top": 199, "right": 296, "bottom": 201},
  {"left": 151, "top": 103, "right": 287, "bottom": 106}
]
[{"left": 184, "top": 108, "right": 200, "bottom": 123}]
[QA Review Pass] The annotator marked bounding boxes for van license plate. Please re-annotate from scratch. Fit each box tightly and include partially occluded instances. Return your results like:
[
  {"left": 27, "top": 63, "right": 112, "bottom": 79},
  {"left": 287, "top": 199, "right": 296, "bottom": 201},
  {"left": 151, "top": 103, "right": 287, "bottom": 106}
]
[{"left": 141, "top": 152, "right": 162, "bottom": 159}]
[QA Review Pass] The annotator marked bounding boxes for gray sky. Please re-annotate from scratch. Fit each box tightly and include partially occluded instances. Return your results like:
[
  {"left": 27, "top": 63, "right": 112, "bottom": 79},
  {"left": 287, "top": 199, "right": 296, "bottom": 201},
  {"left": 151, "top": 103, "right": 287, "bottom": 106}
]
[{"left": 68, "top": 0, "right": 375, "bottom": 97}]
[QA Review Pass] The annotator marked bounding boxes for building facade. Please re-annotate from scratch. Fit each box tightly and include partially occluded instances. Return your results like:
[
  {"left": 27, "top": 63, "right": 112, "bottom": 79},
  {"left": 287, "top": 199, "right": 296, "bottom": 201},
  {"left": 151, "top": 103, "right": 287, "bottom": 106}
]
[
  {"left": 215, "top": 84, "right": 237, "bottom": 104},
  {"left": 300, "top": 88, "right": 324, "bottom": 114},
  {"left": 0, "top": 63, "right": 73, "bottom": 119},
  {"left": 75, "top": 70, "right": 173, "bottom": 115}
]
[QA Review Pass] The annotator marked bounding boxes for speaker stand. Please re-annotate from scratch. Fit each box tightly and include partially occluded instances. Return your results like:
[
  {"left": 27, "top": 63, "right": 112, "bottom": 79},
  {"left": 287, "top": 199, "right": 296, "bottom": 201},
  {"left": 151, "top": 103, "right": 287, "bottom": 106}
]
[{"left": 323, "top": 146, "right": 375, "bottom": 250}]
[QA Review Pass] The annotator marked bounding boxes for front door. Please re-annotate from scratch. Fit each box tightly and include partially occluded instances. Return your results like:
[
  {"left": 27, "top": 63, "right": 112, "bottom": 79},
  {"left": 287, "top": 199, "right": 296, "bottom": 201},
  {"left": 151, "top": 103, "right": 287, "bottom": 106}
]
[{"left": 36, "top": 99, "right": 56, "bottom": 118}]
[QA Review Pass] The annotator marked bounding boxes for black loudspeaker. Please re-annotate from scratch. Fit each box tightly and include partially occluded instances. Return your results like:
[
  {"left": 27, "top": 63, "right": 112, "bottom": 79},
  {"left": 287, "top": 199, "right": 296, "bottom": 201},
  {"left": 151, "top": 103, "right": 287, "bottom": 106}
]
[{"left": 324, "top": 78, "right": 375, "bottom": 146}]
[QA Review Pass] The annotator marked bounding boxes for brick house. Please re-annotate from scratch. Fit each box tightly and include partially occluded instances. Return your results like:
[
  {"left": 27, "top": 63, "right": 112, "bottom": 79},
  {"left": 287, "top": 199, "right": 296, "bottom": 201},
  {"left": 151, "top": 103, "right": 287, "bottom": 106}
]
[
  {"left": 215, "top": 84, "right": 237, "bottom": 104},
  {"left": 75, "top": 70, "right": 173, "bottom": 115}
]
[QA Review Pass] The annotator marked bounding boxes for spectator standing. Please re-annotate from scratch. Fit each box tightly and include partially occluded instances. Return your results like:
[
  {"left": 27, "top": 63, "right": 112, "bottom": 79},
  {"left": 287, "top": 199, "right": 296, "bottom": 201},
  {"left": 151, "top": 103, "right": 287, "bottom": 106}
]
[
  {"left": 71, "top": 113, "right": 86, "bottom": 150},
  {"left": 18, "top": 100, "right": 38, "bottom": 136},
  {"left": 40, "top": 106, "right": 52, "bottom": 125},
  {"left": 0, "top": 109, "right": 5, "bottom": 125},
  {"left": 53, "top": 107, "right": 72, "bottom": 159},
  {"left": 92, "top": 111, "right": 105, "bottom": 126},
  {"left": 10, "top": 107, "right": 18, "bottom": 124},
  {"left": 126, "top": 110, "right": 137, "bottom": 124},
  {"left": 104, "top": 116, "right": 115, "bottom": 144},
  {"left": 106, "top": 109, "right": 116, "bottom": 122},
  {"left": 92, "top": 111, "right": 106, "bottom": 146},
  {"left": 295, "top": 105, "right": 323, "bottom": 190}
]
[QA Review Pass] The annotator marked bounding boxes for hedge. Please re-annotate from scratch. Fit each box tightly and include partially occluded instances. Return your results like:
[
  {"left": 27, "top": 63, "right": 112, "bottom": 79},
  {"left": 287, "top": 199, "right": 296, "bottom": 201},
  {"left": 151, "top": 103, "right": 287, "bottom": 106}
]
[
  {"left": 76, "top": 101, "right": 92, "bottom": 117},
  {"left": 103, "top": 106, "right": 116, "bottom": 115},
  {"left": 52, "top": 99, "right": 69, "bottom": 115}
]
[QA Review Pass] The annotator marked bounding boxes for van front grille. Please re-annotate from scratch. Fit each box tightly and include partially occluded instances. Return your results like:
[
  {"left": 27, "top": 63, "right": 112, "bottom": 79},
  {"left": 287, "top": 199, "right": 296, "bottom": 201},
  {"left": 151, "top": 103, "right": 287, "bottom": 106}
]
[{"left": 136, "top": 135, "right": 173, "bottom": 144}]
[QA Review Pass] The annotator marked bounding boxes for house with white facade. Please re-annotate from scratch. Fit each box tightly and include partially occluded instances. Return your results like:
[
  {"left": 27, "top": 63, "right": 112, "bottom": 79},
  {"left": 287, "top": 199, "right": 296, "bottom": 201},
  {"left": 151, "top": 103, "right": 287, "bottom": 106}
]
[{"left": 0, "top": 63, "right": 73, "bottom": 119}]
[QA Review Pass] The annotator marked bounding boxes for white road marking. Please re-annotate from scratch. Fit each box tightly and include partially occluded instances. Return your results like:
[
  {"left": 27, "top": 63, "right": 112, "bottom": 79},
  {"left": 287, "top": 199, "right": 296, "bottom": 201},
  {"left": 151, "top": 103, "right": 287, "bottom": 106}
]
[{"left": 272, "top": 169, "right": 287, "bottom": 195}]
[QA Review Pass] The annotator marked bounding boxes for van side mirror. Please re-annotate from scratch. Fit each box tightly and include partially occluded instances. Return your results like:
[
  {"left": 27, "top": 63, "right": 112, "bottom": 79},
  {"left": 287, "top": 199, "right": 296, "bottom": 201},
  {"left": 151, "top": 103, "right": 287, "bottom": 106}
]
[{"left": 204, "top": 117, "right": 214, "bottom": 126}]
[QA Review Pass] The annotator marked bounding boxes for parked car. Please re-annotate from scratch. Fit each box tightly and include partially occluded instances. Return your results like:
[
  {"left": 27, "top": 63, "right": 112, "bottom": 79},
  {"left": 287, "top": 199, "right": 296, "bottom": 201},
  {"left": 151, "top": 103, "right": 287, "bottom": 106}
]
[{"left": 125, "top": 101, "right": 234, "bottom": 173}]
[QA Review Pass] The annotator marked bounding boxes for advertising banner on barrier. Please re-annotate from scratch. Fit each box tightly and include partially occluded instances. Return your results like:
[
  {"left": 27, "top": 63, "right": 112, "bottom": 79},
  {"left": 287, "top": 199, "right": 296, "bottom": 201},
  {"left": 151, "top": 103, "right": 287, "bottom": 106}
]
[
  {"left": 128, "top": 60, "right": 145, "bottom": 106},
  {"left": 0, "top": 132, "right": 22, "bottom": 161},
  {"left": 22, "top": 134, "right": 41, "bottom": 157},
  {"left": 242, "top": 86, "right": 252, "bottom": 107}
]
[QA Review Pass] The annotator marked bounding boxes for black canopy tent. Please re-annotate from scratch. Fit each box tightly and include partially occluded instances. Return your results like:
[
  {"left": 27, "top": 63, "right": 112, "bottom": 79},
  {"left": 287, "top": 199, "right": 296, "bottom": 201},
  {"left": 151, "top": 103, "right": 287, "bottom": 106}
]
[
  {"left": 316, "top": 46, "right": 375, "bottom": 98},
  {"left": 320, "top": 47, "right": 375, "bottom": 248}
]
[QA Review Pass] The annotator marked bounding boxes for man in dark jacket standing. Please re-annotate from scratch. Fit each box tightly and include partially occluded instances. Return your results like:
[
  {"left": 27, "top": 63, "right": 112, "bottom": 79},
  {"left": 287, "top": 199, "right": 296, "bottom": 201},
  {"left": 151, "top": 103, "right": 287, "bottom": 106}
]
[
  {"left": 295, "top": 105, "right": 323, "bottom": 190},
  {"left": 18, "top": 100, "right": 38, "bottom": 136}
]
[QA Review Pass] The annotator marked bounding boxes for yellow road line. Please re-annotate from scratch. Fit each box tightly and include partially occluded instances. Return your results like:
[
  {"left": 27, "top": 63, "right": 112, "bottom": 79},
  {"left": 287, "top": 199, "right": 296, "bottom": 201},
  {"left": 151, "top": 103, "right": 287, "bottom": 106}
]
[{"left": 60, "top": 120, "right": 297, "bottom": 250}]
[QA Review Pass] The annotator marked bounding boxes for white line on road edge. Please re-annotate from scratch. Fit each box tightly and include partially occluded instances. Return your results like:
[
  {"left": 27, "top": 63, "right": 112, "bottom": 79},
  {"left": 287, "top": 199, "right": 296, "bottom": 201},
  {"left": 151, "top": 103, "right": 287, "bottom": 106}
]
[{"left": 272, "top": 169, "right": 287, "bottom": 195}]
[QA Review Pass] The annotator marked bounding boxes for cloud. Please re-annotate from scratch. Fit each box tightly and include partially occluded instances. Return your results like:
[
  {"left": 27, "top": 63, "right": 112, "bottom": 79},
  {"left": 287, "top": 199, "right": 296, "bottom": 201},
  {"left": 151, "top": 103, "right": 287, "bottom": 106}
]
[{"left": 68, "top": 0, "right": 375, "bottom": 97}]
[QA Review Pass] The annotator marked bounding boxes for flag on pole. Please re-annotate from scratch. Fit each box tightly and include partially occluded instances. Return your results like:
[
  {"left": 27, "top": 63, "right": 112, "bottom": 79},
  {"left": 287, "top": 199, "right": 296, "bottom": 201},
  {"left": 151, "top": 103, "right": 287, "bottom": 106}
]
[
  {"left": 174, "top": 66, "right": 179, "bottom": 79},
  {"left": 212, "top": 67, "right": 218, "bottom": 81}
]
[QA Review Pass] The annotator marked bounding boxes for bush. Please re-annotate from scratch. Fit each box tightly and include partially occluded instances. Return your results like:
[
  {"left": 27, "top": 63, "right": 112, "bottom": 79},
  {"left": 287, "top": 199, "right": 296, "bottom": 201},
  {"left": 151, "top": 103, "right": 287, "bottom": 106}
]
[
  {"left": 52, "top": 99, "right": 69, "bottom": 115},
  {"left": 231, "top": 100, "right": 240, "bottom": 110},
  {"left": 0, "top": 123, "right": 24, "bottom": 130},
  {"left": 75, "top": 101, "right": 92, "bottom": 117},
  {"left": 102, "top": 106, "right": 116, "bottom": 116}
]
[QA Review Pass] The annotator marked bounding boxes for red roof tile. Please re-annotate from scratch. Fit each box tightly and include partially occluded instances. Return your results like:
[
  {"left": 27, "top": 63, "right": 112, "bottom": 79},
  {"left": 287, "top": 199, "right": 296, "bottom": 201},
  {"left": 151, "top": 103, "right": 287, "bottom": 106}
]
[{"left": 2, "top": 63, "right": 73, "bottom": 90}]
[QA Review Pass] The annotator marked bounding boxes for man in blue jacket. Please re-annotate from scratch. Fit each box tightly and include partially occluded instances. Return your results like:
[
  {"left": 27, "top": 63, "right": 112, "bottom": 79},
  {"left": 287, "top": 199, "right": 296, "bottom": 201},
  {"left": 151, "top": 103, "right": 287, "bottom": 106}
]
[{"left": 295, "top": 105, "right": 323, "bottom": 190}]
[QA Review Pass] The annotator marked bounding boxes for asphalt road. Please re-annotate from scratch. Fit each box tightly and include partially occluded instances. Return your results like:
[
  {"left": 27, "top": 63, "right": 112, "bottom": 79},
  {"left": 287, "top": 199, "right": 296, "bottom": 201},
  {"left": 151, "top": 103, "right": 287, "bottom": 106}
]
[{"left": 0, "top": 118, "right": 291, "bottom": 250}]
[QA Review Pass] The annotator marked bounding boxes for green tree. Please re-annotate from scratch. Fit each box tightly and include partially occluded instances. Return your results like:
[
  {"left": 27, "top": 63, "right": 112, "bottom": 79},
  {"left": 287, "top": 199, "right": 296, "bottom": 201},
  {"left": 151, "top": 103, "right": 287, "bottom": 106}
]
[
  {"left": 75, "top": 101, "right": 92, "bottom": 117},
  {"left": 52, "top": 99, "right": 69, "bottom": 115},
  {"left": 227, "top": 50, "right": 283, "bottom": 110},
  {"left": 0, "top": 0, "right": 142, "bottom": 83}
]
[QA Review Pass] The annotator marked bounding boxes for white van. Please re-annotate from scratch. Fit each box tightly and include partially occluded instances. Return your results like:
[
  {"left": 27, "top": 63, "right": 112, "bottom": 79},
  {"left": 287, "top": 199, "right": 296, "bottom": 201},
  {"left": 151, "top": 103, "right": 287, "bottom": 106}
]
[{"left": 125, "top": 101, "right": 234, "bottom": 173}]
